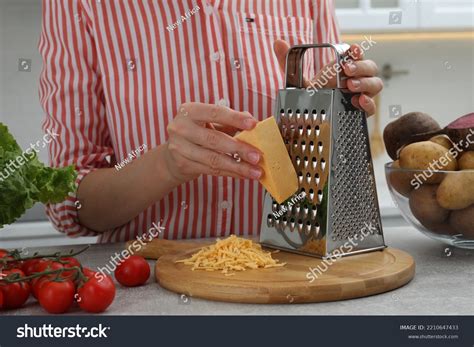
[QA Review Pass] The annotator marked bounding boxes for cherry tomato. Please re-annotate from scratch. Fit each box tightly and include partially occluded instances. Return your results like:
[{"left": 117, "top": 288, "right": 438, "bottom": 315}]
[
  {"left": 21, "top": 259, "right": 43, "bottom": 276},
  {"left": 115, "top": 256, "right": 150, "bottom": 287},
  {"left": 32, "top": 276, "right": 52, "bottom": 299},
  {"left": 0, "top": 269, "right": 31, "bottom": 309},
  {"left": 77, "top": 274, "right": 115, "bottom": 313},
  {"left": 61, "top": 257, "right": 81, "bottom": 279},
  {"left": 82, "top": 267, "right": 97, "bottom": 278},
  {"left": 38, "top": 280, "right": 75, "bottom": 314},
  {"left": 36, "top": 260, "right": 64, "bottom": 273},
  {"left": 0, "top": 249, "right": 15, "bottom": 270}
]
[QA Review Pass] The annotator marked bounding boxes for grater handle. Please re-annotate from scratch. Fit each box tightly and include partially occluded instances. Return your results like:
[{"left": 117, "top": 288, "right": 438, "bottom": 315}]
[{"left": 285, "top": 43, "right": 351, "bottom": 89}]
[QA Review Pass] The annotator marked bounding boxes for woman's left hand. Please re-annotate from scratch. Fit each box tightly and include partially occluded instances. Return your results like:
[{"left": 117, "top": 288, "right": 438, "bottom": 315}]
[{"left": 274, "top": 40, "right": 383, "bottom": 116}]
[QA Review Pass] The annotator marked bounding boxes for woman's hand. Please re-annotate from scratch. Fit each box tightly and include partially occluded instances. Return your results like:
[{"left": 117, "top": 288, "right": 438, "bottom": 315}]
[
  {"left": 164, "top": 102, "right": 263, "bottom": 184},
  {"left": 274, "top": 40, "right": 383, "bottom": 116}
]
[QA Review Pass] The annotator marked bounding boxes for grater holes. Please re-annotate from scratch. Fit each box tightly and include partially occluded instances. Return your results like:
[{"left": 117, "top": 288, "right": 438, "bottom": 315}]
[
  {"left": 317, "top": 141, "right": 323, "bottom": 155},
  {"left": 267, "top": 214, "right": 274, "bottom": 227},
  {"left": 311, "top": 156, "right": 317, "bottom": 170},
  {"left": 331, "top": 110, "right": 382, "bottom": 241},
  {"left": 320, "top": 109, "right": 326, "bottom": 122}
]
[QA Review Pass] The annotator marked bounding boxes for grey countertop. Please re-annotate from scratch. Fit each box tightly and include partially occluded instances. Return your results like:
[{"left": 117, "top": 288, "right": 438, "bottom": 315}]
[{"left": 2, "top": 225, "right": 473, "bottom": 316}]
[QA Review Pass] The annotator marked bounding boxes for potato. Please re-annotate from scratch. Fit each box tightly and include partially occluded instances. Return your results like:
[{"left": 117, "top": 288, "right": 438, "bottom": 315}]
[
  {"left": 388, "top": 160, "right": 413, "bottom": 197},
  {"left": 399, "top": 141, "right": 457, "bottom": 184},
  {"left": 437, "top": 171, "right": 474, "bottom": 210},
  {"left": 409, "top": 185, "right": 449, "bottom": 227},
  {"left": 449, "top": 205, "right": 474, "bottom": 239},
  {"left": 430, "top": 135, "right": 453, "bottom": 150},
  {"left": 459, "top": 151, "right": 474, "bottom": 170},
  {"left": 383, "top": 112, "right": 441, "bottom": 160}
]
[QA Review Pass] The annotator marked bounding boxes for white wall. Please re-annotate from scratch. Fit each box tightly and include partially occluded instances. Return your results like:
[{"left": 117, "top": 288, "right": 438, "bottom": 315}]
[{"left": 0, "top": 0, "right": 46, "bottom": 161}]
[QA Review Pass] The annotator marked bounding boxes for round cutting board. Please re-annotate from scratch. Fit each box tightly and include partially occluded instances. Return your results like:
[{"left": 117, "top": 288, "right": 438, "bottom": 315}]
[{"left": 155, "top": 245, "right": 415, "bottom": 304}]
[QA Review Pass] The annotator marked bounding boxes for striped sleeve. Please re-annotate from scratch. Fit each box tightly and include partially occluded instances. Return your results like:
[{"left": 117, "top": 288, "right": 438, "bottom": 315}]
[
  {"left": 312, "top": 0, "right": 341, "bottom": 73},
  {"left": 39, "top": 0, "right": 113, "bottom": 237}
]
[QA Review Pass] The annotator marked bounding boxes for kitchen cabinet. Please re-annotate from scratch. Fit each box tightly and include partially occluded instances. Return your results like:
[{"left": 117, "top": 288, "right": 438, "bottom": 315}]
[
  {"left": 335, "top": 0, "right": 419, "bottom": 32},
  {"left": 419, "top": 0, "right": 474, "bottom": 29},
  {"left": 336, "top": 0, "right": 474, "bottom": 32}
]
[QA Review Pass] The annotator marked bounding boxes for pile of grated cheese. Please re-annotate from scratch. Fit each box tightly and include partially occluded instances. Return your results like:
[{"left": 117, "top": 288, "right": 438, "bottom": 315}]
[{"left": 175, "top": 235, "right": 286, "bottom": 276}]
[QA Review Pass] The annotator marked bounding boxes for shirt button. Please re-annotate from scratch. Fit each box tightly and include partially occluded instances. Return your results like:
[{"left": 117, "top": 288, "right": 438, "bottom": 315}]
[
  {"left": 204, "top": 4, "right": 214, "bottom": 15},
  {"left": 211, "top": 52, "right": 221, "bottom": 62},
  {"left": 217, "top": 99, "right": 229, "bottom": 107},
  {"left": 220, "top": 201, "right": 232, "bottom": 209}
]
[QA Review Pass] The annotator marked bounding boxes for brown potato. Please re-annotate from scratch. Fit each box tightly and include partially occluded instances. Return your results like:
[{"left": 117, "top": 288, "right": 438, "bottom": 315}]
[
  {"left": 388, "top": 161, "right": 414, "bottom": 197},
  {"left": 437, "top": 171, "right": 474, "bottom": 210},
  {"left": 399, "top": 141, "right": 457, "bottom": 184},
  {"left": 459, "top": 151, "right": 474, "bottom": 170},
  {"left": 383, "top": 112, "right": 441, "bottom": 160},
  {"left": 449, "top": 205, "right": 474, "bottom": 239},
  {"left": 409, "top": 185, "right": 449, "bottom": 227},
  {"left": 430, "top": 135, "right": 453, "bottom": 150}
]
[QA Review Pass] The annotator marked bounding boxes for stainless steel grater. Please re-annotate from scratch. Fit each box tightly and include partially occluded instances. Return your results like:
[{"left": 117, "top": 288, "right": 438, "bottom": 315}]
[{"left": 259, "top": 43, "right": 386, "bottom": 258}]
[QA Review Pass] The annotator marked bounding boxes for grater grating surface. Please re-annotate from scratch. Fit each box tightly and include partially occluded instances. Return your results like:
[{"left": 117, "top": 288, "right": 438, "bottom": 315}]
[{"left": 259, "top": 43, "right": 385, "bottom": 258}]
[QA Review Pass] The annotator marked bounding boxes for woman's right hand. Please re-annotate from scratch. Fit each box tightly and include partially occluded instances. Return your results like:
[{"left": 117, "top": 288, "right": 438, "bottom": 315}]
[{"left": 164, "top": 102, "right": 263, "bottom": 184}]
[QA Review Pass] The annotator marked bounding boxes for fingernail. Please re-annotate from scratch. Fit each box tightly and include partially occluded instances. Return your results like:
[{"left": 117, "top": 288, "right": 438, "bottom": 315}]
[
  {"left": 244, "top": 118, "right": 256, "bottom": 129},
  {"left": 250, "top": 168, "right": 262, "bottom": 179},
  {"left": 346, "top": 63, "right": 356, "bottom": 73},
  {"left": 248, "top": 152, "right": 260, "bottom": 164},
  {"left": 351, "top": 79, "right": 360, "bottom": 90}
]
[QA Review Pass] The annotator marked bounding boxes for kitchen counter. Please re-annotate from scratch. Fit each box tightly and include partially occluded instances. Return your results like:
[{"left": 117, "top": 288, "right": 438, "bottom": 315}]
[{"left": 2, "top": 225, "right": 473, "bottom": 316}]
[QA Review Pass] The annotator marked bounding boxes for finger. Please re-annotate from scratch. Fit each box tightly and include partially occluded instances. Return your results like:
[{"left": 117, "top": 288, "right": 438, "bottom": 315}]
[
  {"left": 210, "top": 123, "right": 239, "bottom": 136},
  {"left": 343, "top": 59, "right": 378, "bottom": 78},
  {"left": 351, "top": 95, "right": 361, "bottom": 109},
  {"left": 274, "top": 39, "right": 291, "bottom": 75},
  {"left": 274, "top": 39, "right": 312, "bottom": 87},
  {"left": 181, "top": 102, "right": 257, "bottom": 131},
  {"left": 347, "top": 77, "right": 383, "bottom": 97},
  {"left": 348, "top": 43, "right": 364, "bottom": 61},
  {"left": 358, "top": 94, "right": 376, "bottom": 116},
  {"left": 182, "top": 126, "right": 262, "bottom": 165},
  {"left": 172, "top": 136, "right": 263, "bottom": 179},
  {"left": 172, "top": 151, "right": 246, "bottom": 180}
]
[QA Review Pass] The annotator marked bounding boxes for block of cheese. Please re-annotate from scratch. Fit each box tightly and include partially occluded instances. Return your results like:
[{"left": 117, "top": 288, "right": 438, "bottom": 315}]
[{"left": 234, "top": 117, "right": 298, "bottom": 203}]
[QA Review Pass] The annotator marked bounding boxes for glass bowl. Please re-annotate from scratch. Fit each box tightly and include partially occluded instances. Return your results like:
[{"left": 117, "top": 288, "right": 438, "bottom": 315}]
[{"left": 385, "top": 162, "right": 474, "bottom": 249}]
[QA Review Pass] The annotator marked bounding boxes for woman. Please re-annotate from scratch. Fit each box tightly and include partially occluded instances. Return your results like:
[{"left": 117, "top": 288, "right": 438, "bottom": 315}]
[{"left": 39, "top": 0, "right": 382, "bottom": 242}]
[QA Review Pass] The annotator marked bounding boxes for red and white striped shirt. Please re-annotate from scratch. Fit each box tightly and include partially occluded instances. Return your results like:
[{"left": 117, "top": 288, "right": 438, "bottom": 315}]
[{"left": 39, "top": 0, "right": 340, "bottom": 242}]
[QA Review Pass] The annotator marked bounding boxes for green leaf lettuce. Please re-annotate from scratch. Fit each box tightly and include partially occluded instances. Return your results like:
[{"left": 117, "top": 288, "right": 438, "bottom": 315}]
[{"left": 0, "top": 123, "right": 77, "bottom": 228}]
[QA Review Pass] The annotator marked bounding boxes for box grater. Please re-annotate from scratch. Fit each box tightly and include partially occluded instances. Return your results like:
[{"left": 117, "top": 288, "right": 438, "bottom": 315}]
[{"left": 259, "top": 43, "right": 386, "bottom": 258}]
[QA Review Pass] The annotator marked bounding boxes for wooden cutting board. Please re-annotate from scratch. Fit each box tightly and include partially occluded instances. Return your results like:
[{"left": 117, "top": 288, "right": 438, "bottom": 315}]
[{"left": 130, "top": 239, "right": 415, "bottom": 304}]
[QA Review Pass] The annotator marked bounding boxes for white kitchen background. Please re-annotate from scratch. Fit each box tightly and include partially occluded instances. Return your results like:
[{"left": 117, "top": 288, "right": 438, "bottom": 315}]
[{"left": 0, "top": 0, "right": 473, "bottom": 247}]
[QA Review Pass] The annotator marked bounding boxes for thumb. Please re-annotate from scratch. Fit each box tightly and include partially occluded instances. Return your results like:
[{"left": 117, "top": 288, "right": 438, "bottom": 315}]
[
  {"left": 273, "top": 39, "right": 311, "bottom": 87},
  {"left": 273, "top": 39, "right": 291, "bottom": 75}
]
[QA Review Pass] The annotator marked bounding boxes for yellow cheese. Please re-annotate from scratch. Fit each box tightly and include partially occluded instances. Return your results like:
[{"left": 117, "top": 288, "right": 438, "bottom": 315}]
[{"left": 234, "top": 117, "right": 298, "bottom": 203}]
